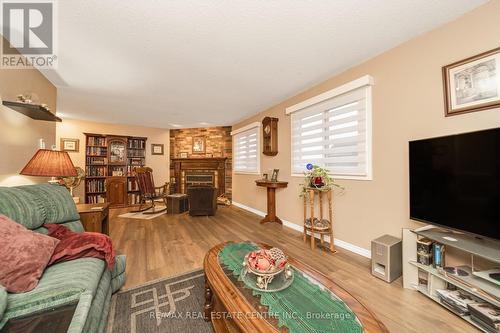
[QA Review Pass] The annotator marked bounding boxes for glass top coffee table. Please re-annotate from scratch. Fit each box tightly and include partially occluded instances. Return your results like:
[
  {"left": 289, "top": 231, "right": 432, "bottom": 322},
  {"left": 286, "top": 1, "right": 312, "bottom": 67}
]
[{"left": 203, "top": 242, "right": 389, "bottom": 333}]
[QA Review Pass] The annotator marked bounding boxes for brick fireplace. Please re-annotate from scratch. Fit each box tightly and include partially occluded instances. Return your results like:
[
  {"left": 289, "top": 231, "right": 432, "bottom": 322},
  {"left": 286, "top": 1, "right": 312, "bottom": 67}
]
[
  {"left": 170, "top": 157, "right": 227, "bottom": 197},
  {"left": 170, "top": 126, "right": 232, "bottom": 199}
]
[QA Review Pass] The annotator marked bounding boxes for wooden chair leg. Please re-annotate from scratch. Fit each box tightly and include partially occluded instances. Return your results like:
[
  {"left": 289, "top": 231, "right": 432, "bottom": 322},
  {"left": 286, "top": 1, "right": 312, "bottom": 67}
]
[
  {"left": 131, "top": 197, "right": 152, "bottom": 213},
  {"left": 143, "top": 198, "right": 167, "bottom": 214}
]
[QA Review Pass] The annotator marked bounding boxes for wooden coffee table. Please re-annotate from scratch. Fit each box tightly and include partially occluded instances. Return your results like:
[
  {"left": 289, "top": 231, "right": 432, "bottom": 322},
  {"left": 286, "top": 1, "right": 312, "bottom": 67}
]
[{"left": 204, "top": 242, "right": 389, "bottom": 333}]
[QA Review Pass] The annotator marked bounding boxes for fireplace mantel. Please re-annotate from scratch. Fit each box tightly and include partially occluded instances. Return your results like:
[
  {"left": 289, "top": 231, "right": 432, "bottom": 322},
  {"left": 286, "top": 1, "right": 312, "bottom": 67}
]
[
  {"left": 171, "top": 157, "right": 227, "bottom": 163},
  {"left": 171, "top": 157, "right": 228, "bottom": 196}
]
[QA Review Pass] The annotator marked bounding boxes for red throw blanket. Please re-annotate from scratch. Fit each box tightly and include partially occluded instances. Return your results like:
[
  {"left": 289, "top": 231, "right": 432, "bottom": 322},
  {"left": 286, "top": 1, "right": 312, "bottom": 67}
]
[{"left": 45, "top": 224, "right": 115, "bottom": 270}]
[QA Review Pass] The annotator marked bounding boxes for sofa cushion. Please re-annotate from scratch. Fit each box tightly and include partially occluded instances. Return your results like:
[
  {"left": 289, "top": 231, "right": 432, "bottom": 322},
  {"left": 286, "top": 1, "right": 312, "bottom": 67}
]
[
  {"left": 0, "top": 215, "right": 59, "bottom": 293},
  {"left": 19, "top": 184, "right": 80, "bottom": 224},
  {"left": 0, "top": 285, "right": 6, "bottom": 321},
  {"left": 2, "top": 258, "right": 106, "bottom": 323},
  {"left": 34, "top": 220, "right": 85, "bottom": 235},
  {"left": 111, "top": 255, "right": 126, "bottom": 293},
  {"left": 0, "top": 187, "right": 46, "bottom": 230}
]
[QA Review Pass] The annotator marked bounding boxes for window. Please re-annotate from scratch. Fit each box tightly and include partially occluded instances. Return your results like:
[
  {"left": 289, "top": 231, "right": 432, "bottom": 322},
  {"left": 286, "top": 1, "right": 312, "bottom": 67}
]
[
  {"left": 232, "top": 122, "right": 261, "bottom": 174},
  {"left": 287, "top": 75, "right": 373, "bottom": 180}
]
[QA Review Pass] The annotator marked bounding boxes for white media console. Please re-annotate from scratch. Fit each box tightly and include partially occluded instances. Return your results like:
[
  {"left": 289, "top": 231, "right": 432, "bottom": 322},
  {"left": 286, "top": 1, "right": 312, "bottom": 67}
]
[{"left": 403, "top": 226, "right": 500, "bottom": 332}]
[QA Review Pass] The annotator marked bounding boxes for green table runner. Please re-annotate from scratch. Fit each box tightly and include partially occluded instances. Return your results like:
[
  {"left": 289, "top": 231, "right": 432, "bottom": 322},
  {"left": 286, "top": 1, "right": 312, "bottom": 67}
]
[{"left": 219, "top": 242, "right": 363, "bottom": 333}]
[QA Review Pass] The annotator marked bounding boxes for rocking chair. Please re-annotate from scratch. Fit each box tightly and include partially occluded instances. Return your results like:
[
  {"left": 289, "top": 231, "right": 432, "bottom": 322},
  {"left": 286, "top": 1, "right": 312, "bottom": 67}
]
[{"left": 132, "top": 167, "right": 170, "bottom": 214}]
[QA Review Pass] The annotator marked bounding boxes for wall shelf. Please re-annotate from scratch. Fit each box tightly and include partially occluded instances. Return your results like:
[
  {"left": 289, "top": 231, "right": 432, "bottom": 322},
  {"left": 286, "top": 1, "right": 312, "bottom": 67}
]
[
  {"left": 2, "top": 101, "right": 61, "bottom": 122},
  {"left": 409, "top": 260, "right": 500, "bottom": 307},
  {"left": 412, "top": 227, "right": 500, "bottom": 264}
]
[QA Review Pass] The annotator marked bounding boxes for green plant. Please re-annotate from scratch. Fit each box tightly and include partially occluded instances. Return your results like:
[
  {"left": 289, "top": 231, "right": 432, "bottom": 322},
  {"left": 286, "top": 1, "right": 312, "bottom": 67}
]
[{"left": 299, "top": 164, "right": 344, "bottom": 197}]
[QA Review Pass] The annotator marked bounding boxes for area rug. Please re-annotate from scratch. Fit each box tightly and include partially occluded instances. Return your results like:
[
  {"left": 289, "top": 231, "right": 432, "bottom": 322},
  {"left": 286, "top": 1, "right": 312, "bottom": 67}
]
[
  {"left": 107, "top": 269, "right": 213, "bottom": 333},
  {"left": 118, "top": 206, "right": 167, "bottom": 220}
]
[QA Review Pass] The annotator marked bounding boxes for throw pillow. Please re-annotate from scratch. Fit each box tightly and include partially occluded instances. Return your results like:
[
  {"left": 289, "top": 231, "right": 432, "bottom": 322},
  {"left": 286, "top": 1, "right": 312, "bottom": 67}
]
[{"left": 0, "top": 215, "right": 59, "bottom": 293}]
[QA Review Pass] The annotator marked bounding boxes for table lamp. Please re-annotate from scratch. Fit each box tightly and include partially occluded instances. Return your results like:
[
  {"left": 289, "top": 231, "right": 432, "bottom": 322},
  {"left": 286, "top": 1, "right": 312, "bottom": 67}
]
[{"left": 20, "top": 149, "right": 77, "bottom": 184}]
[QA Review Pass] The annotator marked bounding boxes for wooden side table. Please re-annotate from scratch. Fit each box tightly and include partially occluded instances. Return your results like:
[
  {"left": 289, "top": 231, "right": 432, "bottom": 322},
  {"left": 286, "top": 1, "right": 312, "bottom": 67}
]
[
  {"left": 76, "top": 203, "right": 110, "bottom": 235},
  {"left": 166, "top": 194, "right": 189, "bottom": 214},
  {"left": 255, "top": 180, "right": 288, "bottom": 224}
]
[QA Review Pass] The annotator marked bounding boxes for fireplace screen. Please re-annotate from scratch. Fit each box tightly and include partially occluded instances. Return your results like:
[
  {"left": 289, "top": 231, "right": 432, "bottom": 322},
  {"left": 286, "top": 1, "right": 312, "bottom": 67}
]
[{"left": 185, "top": 173, "right": 215, "bottom": 187}]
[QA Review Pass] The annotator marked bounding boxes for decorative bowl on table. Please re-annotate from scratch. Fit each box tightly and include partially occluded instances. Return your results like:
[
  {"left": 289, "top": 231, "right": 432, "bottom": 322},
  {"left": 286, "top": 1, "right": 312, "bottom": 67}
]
[{"left": 241, "top": 247, "right": 294, "bottom": 292}]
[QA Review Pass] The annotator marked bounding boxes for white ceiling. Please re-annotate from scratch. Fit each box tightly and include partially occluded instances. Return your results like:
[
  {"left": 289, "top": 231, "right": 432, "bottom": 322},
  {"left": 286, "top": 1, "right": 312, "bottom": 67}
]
[{"left": 43, "top": 0, "right": 488, "bottom": 129}]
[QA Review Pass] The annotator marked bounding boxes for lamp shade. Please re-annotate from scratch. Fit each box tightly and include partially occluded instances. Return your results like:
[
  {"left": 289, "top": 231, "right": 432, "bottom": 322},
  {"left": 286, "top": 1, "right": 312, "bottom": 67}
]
[{"left": 20, "top": 149, "right": 77, "bottom": 177}]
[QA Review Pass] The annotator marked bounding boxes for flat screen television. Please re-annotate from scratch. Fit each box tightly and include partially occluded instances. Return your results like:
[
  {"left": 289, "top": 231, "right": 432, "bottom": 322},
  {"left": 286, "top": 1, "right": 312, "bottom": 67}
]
[{"left": 409, "top": 128, "right": 500, "bottom": 240}]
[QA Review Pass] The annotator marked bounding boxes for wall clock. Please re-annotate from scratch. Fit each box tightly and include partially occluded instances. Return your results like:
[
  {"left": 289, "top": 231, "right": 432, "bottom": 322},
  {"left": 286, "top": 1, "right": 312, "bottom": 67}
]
[{"left": 262, "top": 116, "right": 278, "bottom": 156}]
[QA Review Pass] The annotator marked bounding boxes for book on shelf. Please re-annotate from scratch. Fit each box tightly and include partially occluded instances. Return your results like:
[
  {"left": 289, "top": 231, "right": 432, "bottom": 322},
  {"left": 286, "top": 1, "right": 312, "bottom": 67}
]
[
  {"left": 128, "top": 150, "right": 145, "bottom": 157},
  {"left": 86, "top": 194, "right": 106, "bottom": 204},
  {"left": 436, "top": 289, "right": 481, "bottom": 315},
  {"left": 128, "top": 157, "right": 144, "bottom": 166},
  {"left": 468, "top": 303, "right": 500, "bottom": 331},
  {"left": 86, "top": 166, "right": 106, "bottom": 177},
  {"left": 470, "top": 316, "right": 499, "bottom": 333},
  {"left": 86, "top": 156, "right": 108, "bottom": 165},
  {"left": 126, "top": 165, "right": 144, "bottom": 175},
  {"left": 128, "top": 178, "right": 138, "bottom": 191},
  {"left": 128, "top": 193, "right": 141, "bottom": 205},
  {"left": 128, "top": 139, "right": 145, "bottom": 149},
  {"left": 86, "top": 179, "right": 105, "bottom": 193},
  {"left": 109, "top": 166, "right": 126, "bottom": 176},
  {"left": 86, "top": 146, "right": 107, "bottom": 156},
  {"left": 87, "top": 136, "right": 106, "bottom": 146}
]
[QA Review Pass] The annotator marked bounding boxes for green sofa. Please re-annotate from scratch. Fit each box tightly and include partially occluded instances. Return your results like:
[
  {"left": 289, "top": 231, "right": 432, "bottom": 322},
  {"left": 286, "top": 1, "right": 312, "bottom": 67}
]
[{"left": 0, "top": 184, "right": 126, "bottom": 333}]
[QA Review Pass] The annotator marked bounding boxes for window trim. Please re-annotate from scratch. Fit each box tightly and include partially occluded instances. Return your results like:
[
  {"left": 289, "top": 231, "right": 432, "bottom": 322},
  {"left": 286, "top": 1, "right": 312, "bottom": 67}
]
[
  {"left": 231, "top": 122, "right": 261, "bottom": 175},
  {"left": 287, "top": 75, "right": 374, "bottom": 180}
]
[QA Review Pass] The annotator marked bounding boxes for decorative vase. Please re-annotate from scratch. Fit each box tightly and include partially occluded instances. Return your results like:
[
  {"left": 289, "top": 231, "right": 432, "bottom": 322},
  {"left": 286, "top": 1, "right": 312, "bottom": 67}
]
[{"left": 311, "top": 176, "right": 324, "bottom": 188}]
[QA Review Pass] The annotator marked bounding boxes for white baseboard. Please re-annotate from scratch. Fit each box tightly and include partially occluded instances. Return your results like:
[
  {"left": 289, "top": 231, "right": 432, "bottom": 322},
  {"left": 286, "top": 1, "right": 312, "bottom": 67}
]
[{"left": 231, "top": 201, "right": 371, "bottom": 259}]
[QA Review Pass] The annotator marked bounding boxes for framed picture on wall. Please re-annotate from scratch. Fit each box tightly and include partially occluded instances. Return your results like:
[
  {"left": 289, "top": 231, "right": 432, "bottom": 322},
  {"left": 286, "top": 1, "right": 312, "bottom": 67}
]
[
  {"left": 151, "top": 144, "right": 164, "bottom": 155},
  {"left": 60, "top": 138, "right": 79, "bottom": 152},
  {"left": 192, "top": 136, "right": 206, "bottom": 154},
  {"left": 442, "top": 47, "right": 500, "bottom": 116},
  {"left": 179, "top": 152, "right": 188, "bottom": 158}
]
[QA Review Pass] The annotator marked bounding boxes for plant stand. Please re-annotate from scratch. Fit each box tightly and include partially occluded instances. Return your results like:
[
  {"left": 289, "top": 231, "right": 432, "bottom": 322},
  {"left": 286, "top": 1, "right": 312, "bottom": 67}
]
[{"left": 303, "top": 188, "right": 335, "bottom": 252}]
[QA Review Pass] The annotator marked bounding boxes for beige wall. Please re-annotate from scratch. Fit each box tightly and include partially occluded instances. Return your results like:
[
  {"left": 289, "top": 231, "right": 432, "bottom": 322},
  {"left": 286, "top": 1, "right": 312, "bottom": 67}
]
[
  {"left": 232, "top": 1, "right": 500, "bottom": 251},
  {"left": 0, "top": 36, "right": 57, "bottom": 186},
  {"left": 56, "top": 119, "right": 170, "bottom": 201}
]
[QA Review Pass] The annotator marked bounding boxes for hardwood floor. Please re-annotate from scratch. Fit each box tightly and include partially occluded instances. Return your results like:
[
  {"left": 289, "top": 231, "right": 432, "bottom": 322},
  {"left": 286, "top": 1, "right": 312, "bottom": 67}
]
[{"left": 109, "top": 205, "right": 478, "bottom": 333}]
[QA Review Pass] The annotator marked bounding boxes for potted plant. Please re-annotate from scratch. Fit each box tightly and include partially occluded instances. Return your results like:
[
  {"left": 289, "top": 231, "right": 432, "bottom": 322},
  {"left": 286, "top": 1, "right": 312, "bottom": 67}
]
[{"left": 299, "top": 164, "right": 344, "bottom": 197}]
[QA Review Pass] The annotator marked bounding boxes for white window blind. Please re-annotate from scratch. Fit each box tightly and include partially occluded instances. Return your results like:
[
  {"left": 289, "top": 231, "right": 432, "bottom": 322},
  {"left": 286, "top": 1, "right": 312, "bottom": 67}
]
[
  {"left": 233, "top": 125, "right": 260, "bottom": 174},
  {"left": 291, "top": 85, "right": 372, "bottom": 179}
]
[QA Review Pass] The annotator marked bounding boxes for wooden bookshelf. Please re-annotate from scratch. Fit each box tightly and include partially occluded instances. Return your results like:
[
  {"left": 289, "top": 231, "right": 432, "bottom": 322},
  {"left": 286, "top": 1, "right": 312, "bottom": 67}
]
[{"left": 84, "top": 133, "right": 147, "bottom": 207}]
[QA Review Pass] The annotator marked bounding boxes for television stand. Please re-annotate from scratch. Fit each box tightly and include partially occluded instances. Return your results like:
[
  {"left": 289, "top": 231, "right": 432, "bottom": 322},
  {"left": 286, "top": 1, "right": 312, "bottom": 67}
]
[{"left": 402, "top": 226, "right": 500, "bottom": 332}]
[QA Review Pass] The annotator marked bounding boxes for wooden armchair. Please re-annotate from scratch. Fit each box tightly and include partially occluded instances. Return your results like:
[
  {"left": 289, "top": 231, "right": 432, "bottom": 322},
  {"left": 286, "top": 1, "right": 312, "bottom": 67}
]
[{"left": 132, "top": 167, "right": 169, "bottom": 214}]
